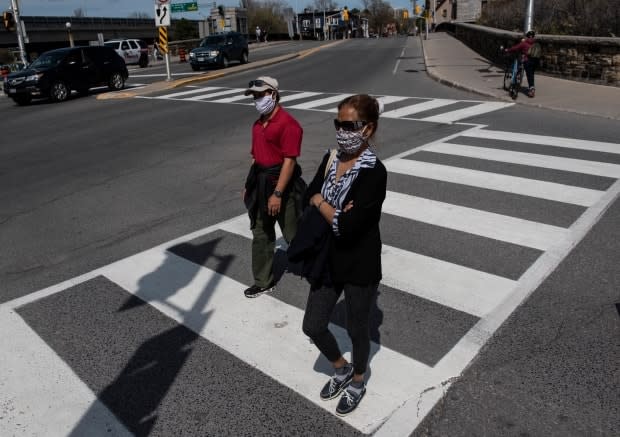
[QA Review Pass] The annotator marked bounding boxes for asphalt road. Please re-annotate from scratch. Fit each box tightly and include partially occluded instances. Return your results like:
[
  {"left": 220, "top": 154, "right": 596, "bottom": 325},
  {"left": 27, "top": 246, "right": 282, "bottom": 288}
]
[{"left": 1, "top": 36, "right": 618, "bottom": 436}]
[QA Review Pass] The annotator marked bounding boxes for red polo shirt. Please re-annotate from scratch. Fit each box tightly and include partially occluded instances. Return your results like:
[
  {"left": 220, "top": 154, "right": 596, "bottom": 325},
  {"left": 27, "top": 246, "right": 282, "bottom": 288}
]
[{"left": 251, "top": 108, "right": 303, "bottom": 167}]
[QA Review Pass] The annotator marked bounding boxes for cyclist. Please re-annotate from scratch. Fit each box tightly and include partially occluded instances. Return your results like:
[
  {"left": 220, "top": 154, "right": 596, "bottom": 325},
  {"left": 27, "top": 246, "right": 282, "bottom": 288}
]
[{"left": 505, "top": 30, "right": 537, "bottom": 97}]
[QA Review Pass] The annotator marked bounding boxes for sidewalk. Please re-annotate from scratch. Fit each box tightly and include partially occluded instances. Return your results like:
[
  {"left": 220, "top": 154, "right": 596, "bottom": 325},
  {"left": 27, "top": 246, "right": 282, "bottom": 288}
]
[{"left": 421, "top": 32, "right": 620, "bottom": 120}]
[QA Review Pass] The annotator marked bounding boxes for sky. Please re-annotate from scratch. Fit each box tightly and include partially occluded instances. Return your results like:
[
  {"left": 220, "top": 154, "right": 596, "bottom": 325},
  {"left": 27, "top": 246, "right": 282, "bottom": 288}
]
[{"left": 13, "top": 0, "right": 415, "bottom": 19}]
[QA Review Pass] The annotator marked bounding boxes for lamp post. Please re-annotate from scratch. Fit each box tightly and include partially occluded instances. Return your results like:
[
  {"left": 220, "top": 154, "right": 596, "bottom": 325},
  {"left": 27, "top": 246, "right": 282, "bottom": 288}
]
[
  {"left": 524, "top": 0, "right": 534, "bottom": 32},
  {"left": 65, "top": 21, "right": 74, "bottom": 47}
]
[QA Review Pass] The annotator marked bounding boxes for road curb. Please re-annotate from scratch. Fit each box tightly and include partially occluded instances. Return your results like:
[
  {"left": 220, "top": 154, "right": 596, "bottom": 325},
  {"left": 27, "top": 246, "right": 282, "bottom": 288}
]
[{"left": 97, "top": 40, "right": 346, "bottom": 100}]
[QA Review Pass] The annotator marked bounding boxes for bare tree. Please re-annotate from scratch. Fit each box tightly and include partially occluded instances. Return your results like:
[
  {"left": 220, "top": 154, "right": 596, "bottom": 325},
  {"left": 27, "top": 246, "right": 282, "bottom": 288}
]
[
  {"left": 313, "top": 0, "right": 339, "bottom": 12},
  {"left": 73, "top": 8, "right": 86, "bottom": 17},
  {"left": 247, "top": 0, "right": 290, "bottom": 34},
  {"left": 480, "top": 0, "right": 620, "bottom": 37},
  {"left": 366, "top": 0, "right": 393, "bottom": 34}
]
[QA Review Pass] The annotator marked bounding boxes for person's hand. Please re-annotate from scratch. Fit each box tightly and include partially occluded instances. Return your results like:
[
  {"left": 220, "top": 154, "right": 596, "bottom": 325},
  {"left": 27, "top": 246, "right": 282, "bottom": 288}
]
[
  {"left": 268, "top": 195, "right": 281, "bottom": 216},
  {"left": 343, "top": 200, "right": 354, "bottom": 212}
]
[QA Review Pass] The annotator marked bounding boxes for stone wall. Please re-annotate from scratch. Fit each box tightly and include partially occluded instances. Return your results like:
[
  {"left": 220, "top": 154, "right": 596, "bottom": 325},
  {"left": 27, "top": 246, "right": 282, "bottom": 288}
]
[{"left": 452, "top": 23, "right": 620, "bottom": 87}]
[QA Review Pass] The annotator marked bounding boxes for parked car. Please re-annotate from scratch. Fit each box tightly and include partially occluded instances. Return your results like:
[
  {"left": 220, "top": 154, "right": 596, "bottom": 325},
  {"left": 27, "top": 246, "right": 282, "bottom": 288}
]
[
  {"left": 189, "top": 32, "right": 248, "bottom": 70},
  {"left": 3, "top": 46, "right": 128, "bottom": 105},
  {"left": 104, "top": 38, "right": 149, "bottom": 68}
]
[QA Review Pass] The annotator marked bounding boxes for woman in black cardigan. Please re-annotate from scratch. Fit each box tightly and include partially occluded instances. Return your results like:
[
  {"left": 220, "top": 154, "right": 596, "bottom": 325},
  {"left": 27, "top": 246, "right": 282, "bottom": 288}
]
[{"left": 301, "top": 94, "right": 387, "bottom": 416}]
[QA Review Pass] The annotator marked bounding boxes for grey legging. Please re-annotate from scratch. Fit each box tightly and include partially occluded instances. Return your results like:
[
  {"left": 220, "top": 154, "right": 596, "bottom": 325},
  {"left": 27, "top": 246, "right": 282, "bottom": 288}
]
[{"left": 302, "top": 283, "right": 377, "bottom": 375}]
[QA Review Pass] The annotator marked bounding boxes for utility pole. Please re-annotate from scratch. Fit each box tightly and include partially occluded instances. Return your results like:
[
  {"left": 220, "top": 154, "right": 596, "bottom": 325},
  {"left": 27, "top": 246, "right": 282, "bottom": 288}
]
[
  {"left": 10, "top": 0, "right": 28, "bottom": 65},
  {"left": 524, "top": 0, "right": 534, "bottom": 32}
]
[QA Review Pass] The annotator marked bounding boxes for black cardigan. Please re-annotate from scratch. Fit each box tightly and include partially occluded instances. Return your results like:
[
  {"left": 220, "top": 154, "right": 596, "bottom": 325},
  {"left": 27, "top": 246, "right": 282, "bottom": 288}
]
[{"left": 304, "top": 151, "right": 387, "bottom": 286}]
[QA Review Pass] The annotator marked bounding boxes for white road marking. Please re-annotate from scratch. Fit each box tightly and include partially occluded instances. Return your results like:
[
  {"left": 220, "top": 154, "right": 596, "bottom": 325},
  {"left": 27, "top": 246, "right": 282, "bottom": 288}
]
[
  {"left": 102, "top": 248, "right": 434, "bottom": 434},
  {"left": 0, "top": 308, "right": 133, "bottom": 437},
  {"left": 279, "top": 91, "right": 322, "bottom": 103},
  {"left": 421, "top": 102, "right": 514, "bottom": 123},
  {"left": 463, "top": 129, "right": 620, "bottom": 155},
  {"left": 287, "top": 93, "right": 351, "bottom": 109},
  {"left": 386, "top": 158, "right": 604, "bottom": 207},
  {"left": 381, "top": 244, "right": 516, "bottom": 317},
  {"left": 427, "top": 142, "right": 620, "bottom": 178},
  {"left": 383, "top": 191, "right": 569, "bottom": 251},
  {"left": 381, "top": 99, "right": 457, "bottom": 118},
  {"left": 185, "top": 88, "right": 246, "bottom": 101},
  {"left": 155, "top": 86, "right": 219, "bottom": 98}
]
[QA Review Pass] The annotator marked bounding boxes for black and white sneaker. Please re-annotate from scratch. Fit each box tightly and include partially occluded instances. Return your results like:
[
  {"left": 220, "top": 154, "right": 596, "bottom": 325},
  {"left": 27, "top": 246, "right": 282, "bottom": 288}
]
[
  {"left": 244, "top": 282, "right": 275, "bottom": 298},
  {"left": 320, "top": 364, "right": 354, "bottom": 400},
  {"left": 336, "top": 384, "right": 366, "bottom": 416}
]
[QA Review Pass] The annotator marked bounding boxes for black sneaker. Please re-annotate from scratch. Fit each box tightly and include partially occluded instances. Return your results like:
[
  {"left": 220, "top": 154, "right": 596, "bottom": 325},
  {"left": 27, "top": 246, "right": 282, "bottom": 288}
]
[
  {"left": 320, "top": 364, "right": 354, "bottom": 400},
  {"left": 244, "top": 282, "right": 275, "bottom": 298},
  {"left": 336, "top": 384, "right": 366, "bottom": 416}
]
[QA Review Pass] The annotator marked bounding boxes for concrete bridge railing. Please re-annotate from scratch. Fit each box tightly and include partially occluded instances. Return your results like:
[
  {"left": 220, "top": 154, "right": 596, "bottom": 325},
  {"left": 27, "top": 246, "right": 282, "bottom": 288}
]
[{"left": 451, "top": 23, "right": 620, "bottom": 87}]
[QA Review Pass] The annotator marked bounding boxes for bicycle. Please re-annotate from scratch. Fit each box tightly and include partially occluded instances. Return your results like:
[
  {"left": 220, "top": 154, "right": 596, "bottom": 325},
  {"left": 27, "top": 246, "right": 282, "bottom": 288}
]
[{"left": 501, "top": 48, "right": 524, "bottom": 100}]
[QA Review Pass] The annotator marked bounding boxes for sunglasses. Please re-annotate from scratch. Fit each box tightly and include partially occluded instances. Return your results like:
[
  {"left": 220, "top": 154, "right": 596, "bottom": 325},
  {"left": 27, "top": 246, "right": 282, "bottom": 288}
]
[
  {"left": 333, "top": 119, "right": 367, "bottom": 132},
  {"left": 248, "top": 79, "right": 272, "bottom": 88}
]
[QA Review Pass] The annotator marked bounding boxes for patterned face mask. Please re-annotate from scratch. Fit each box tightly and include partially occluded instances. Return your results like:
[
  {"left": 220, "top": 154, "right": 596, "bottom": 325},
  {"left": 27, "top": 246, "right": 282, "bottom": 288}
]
[
  {"left": 336, "top": 129, "right": 367, "bottom": 154},
  {"left": 254, "top": 94, "right": 276, "bottom": 115}
]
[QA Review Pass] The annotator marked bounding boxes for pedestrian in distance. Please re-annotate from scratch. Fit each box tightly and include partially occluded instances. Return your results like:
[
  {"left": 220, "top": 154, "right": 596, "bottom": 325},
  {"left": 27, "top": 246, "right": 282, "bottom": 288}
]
[
  {"left": 294, "top": 94, "right": 387, "bottom": 416},
  {"left": 242, "top": 76, "right": 306, "bottom": 298},
  {"left": 505, "top": 30, "right": 539, "bottom": 97},
  {"left": 255, "top": 26, "right": 261, "bottom": 43}
]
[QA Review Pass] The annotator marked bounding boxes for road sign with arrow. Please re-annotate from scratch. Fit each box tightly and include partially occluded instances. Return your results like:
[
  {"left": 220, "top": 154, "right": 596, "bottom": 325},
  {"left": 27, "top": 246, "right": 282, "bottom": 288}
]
[{"left": 155, "top": 2, "right": 170, "bottom": 27}]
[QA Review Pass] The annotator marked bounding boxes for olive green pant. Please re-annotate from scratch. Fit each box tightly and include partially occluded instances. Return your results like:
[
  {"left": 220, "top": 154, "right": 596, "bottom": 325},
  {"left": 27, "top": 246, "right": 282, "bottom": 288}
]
[{"left": 251, "top": 192, "right": 299, "bottom": 288}]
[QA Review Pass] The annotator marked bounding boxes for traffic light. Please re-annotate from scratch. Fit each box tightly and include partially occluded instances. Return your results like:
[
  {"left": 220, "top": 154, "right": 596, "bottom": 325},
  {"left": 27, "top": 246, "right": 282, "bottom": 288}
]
[
  {"left": 403, "top": 10, "right": 409, "bottom": 19},
  {"left": 3, "top": 11, "right": 15, "bottom": 31},
  {"left": 342, "top": 7, "right": 349, "bottom": 21},
  {"left": 415, "top": 5, "right": 421, "bottom": 15}
]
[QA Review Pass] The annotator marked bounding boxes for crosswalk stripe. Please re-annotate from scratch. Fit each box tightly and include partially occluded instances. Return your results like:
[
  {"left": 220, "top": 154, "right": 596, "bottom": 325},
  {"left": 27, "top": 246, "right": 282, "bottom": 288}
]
[
  {"left": 381, "top": 99, "right": 457, "bottom": 118},
  {"left": 383, "top": 191, "right": 568, "bottom": 251},
  {"left": 386, "top": 158, "right": 604, "bottom": 207},
  {"left": 421, "top": 102, "right": 514, "bottom": 123},
  {"left": 185, "top": 88, "right": 245, "bottom": 101},
  {"left": 155, "top": 86, "right": 219, "bottom": 99},
  {"left": 103, "top": 248, "right": 433, "bottom": 434},
  {"left": 376, "top": 95, "right": 411, "bottom": 105},
  {"left": 0, "top": 308, "right": 133, "bottom": 436},
  {"left": 210, "top": 94, "right": 252, "bottom": 103},
  {"left": 463, "top": 129, "right": 620, "bottom": 155},
  {"left": 427, "top": 142, "right": 620, "bottom": 178},
  {"left": 381, "top": 244, "right": 516, "bottom": 317},
  {"left": 287, "top": 93, "right": 351, "bottom": 109},
  {"left": 217, "top": 213, "right": 513, "bottom": 317},
  {"left": 279, "top": 91, "right": 322, "bottom": 103}
]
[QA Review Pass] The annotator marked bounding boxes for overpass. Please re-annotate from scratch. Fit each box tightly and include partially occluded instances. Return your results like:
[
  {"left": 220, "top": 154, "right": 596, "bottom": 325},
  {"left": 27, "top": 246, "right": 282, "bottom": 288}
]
[{"left": 1, "top": 16, "right": 196, "bottom": 58}]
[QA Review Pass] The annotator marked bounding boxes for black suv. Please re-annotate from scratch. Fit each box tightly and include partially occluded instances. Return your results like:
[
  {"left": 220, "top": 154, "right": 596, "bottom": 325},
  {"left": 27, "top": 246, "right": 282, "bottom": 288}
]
[
  {"left": 189, "top": 32, "right": 248, "bottom": 70},
  {"left": 3, "top": 46, "right": 128, "bottom": 105}
]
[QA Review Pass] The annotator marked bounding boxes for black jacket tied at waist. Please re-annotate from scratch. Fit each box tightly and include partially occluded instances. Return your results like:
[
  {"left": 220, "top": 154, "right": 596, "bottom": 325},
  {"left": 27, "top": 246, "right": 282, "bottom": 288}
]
[
  {"left": 244, "top": 162, "right": 306, "bottom": 229},
  {"left": 287, "top": 205, "right": 332, "bottom": 288}
]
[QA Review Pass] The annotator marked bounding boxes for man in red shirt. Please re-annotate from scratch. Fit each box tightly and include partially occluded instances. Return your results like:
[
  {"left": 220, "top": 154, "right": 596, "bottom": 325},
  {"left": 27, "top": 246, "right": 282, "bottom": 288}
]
[
  {"left": 243, "top": 76, "right": 305, "bottom": 298},
  {"left": 505, "top": 30, "right": 538, "bottom": 97}
]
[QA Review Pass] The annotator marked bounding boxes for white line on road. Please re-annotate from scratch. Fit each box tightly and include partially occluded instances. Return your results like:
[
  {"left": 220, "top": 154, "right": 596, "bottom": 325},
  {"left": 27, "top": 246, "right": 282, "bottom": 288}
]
[
  {"left": 380, "top": 244, "right": 516, "bottom": 317},
  {"left": 154, "top": 86, "right": 219, "bottom": 98},
  {"left": 287, "top": 93, "right": 351, "bottom": 110},
  {"left": 427, "top": 142, "right": 620, "bottom": 178},
  {"left": 383, "top": 191, "right": 569, "bottom": 251},
  {"left": 463, "top": 129, "right": 620, "bottom": 155},
  {"left": 185, "top": 88, "right": 246, "bottom": 101},
  {"left": 381, "top": 99, "right": 457, "bottom": 118},
  {"left": 393, "top": 46, "right": 406, "bottom": 75},
  {"left": 386, "top": 158, "right": 604, "bottom": 207},
  {"left": 421, "top": 102, "right": 515, "bottom": 123}
]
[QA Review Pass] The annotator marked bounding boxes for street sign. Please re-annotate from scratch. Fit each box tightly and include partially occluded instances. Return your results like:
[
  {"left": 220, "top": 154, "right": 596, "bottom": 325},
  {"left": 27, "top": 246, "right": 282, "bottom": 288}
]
[
  {"left": 155, "top": 2, "right": 170, "bottom": 27},
  {"left": 171, "top": 2, "right": 198, "bottom": 13}
]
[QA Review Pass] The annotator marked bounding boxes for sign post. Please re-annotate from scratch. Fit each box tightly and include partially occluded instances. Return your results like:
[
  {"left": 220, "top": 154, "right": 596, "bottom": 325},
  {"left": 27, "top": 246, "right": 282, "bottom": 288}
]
[{"left": 155, "top": 0, "right": 171, "bottom": 81}]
